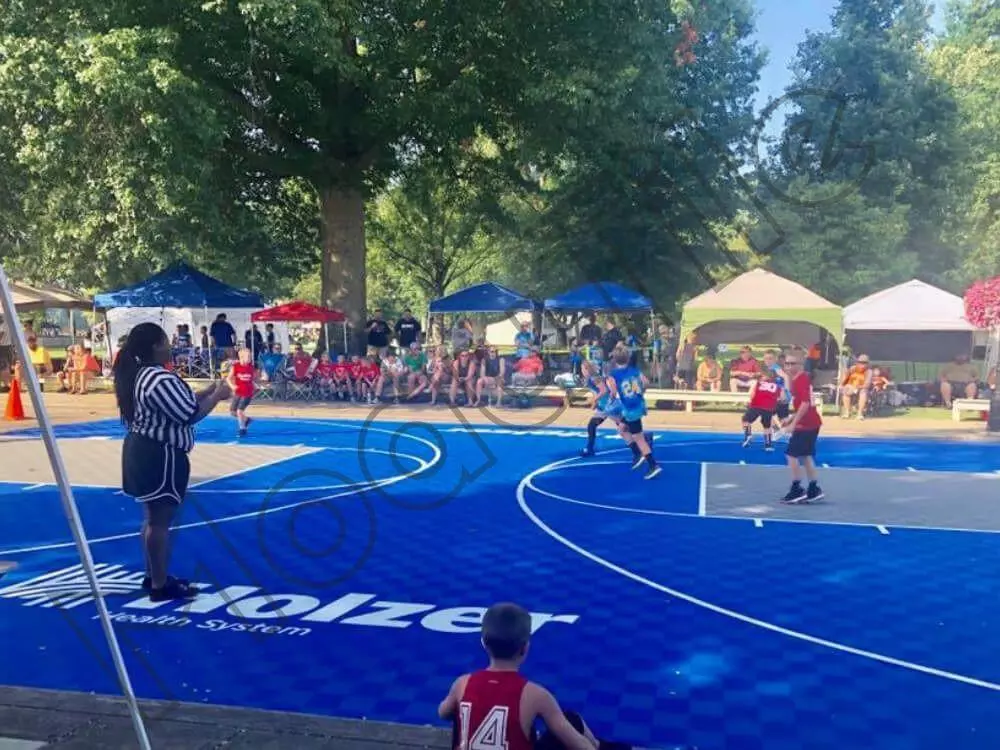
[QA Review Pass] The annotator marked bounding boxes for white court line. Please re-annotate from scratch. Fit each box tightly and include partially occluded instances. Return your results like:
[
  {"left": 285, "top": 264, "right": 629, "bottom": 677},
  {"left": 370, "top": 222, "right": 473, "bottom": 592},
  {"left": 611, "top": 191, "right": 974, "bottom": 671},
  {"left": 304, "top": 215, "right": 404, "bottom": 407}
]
[
  {"left": 877, "top": 525, "right": 890, "bottom": 535},
  {"left": 753, "top": 518, "right": 763, "bottom": 528},
  {"left": 698, "top": 463, "right": 707, "bottom": 516},
  {"left": 23, "top": 483, "right": 48, "bottom": 491},
  {"left": 187, "top": 446, "right": 323, "bottom": 489},
  {"left": 822, "top": 463, "right": 831, "bottom": 468},
  {"left": 517, "top": 453, "right": 1000, "bottom": 693},
  {"left": 525, "top": 458, "right": 1000, "bottom": 536},
  {"left": 907, "top": 467, "right": 917, "bottom": 472},
  {"left": 0, "top": 421, "right": 441, "bottom": 556}
]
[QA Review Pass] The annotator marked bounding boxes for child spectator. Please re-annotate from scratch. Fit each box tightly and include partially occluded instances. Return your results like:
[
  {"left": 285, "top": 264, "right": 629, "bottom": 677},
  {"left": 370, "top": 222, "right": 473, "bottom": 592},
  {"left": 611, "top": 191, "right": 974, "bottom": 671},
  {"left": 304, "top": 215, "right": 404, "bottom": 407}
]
[
  {"left": 331, "top": 354, "right": 353, "bottom": 402},
  {"left": 438, "top": 602, "right": 627, "bottom": 750},
  {"left": 314, "top": 353, "right": 336, "bottom": 398},
  {"left": 403, "top": 342, "right": 429, "bottom": 402},
  {"left": 429, "top": 345, "right": 452, "bottom": 406},
  {"left": 359, "top": 355, "right": 381, "bottom": 404},
  {"left": 376, "top": 350, "right": 406, "bottom": 404}
]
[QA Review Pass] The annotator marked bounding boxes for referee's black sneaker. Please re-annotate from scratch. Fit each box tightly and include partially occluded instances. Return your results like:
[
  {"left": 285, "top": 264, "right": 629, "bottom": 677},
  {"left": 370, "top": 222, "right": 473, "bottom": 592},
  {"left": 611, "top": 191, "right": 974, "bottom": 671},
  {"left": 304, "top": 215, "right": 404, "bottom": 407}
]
[
  {"left": 806, "top": 481, "right": 824, "bottom": 502},
  {"left": 142, "top": 574, "right": 192, "bottom": 591},
  {"left": 780, "top": 482, "right": 807, "bottom": 504}
]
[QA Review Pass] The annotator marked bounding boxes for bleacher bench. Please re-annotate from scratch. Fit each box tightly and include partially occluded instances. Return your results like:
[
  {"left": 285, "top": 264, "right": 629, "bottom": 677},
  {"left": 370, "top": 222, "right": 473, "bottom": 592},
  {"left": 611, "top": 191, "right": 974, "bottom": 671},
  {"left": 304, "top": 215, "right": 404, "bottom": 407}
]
[{"left": 952, "top": 398, "right": 990, "bottom": 422}]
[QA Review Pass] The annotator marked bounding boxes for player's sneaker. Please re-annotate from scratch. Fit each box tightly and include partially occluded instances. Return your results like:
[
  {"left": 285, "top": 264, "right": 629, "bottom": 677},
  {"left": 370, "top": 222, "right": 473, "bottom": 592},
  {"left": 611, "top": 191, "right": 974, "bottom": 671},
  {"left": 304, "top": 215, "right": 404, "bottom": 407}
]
[
  {"left": 580, "top": 448, "right": 595, "bottom": 457},
  {"left": 764, "top": 444, "right": 774, "bottom": 452},
  {"left": 806, "top": 482, "right": 825, "bottom": 501},
  {"left": 644, "top": 465, "right": 662, "bottom": 480},
  {"left": 741, "top": 435, "right": 752, "bottom": 448},
  {"left": 780, "top": 484, "right": 807, "bottom": 504},
  {"left": 631, "top": 455, "right": 647, "bottom": 470}
]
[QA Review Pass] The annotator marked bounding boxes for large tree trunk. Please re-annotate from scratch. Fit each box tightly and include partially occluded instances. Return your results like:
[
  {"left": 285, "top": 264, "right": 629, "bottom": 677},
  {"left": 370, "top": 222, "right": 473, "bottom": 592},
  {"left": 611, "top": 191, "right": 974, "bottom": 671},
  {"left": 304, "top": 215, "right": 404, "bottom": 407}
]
[{"left": 319, "top": 186, "right": 367, "bottom": 355}]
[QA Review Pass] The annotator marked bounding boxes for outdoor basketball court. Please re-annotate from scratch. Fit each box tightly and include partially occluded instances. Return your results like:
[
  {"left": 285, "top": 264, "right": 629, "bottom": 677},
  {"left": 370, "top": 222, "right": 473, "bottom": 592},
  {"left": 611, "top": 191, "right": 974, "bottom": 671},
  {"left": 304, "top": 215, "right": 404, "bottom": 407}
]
[{"left": 1, "top": 415, "right": 999, "bottom": 750}]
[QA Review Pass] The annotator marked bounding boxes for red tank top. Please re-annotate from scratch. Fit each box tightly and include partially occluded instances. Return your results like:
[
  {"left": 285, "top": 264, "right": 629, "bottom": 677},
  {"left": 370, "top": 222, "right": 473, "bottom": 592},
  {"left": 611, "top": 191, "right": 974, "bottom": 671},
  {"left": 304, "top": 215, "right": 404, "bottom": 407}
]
[
  {"left": 455, "top": 670, "right": 532, "bottom": 750},
  {"left": 231, "top": 362, "right": 255, "bottom": 398},
  {"left": 749, "top": 379, "right": 780, "bottom": 411}
]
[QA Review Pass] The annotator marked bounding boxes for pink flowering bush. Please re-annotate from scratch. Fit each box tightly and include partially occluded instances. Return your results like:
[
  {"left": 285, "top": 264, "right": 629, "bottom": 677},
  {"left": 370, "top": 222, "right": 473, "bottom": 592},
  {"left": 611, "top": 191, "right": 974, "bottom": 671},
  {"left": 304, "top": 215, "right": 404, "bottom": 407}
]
[{"left": 964, "top": 276, "right": 1000, "bottom": 329}]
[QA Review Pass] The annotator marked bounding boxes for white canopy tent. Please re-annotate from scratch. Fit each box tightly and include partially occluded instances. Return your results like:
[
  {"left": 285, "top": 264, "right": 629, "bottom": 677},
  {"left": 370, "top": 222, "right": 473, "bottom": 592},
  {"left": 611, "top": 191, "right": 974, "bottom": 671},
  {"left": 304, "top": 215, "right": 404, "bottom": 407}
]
[{"left": 844, "top": 280, "right": 981, "bottom": 362}]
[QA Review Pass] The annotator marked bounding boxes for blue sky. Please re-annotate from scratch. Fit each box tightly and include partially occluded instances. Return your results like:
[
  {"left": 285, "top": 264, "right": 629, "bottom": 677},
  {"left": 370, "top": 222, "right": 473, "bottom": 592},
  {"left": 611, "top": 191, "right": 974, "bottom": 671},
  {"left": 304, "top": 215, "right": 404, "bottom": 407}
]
[{"left": 752, "top": 0, "right": 949, "bottom": 115}]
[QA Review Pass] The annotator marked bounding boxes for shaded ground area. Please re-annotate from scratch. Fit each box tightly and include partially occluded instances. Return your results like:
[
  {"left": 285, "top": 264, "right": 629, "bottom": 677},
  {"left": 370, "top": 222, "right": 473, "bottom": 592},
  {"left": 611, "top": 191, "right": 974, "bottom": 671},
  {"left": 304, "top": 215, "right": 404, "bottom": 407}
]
[
  {"left": 0, "top": 686, "right": 448, "bottom": 749},
  {"left": 705, "top": 464, "right": 1000, "bottom": 532}
]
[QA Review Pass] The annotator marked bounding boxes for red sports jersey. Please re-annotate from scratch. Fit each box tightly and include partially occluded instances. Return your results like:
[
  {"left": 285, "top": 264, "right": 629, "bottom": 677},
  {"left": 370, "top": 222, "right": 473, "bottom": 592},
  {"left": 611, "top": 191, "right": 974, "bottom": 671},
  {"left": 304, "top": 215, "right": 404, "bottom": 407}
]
[
  {"left": 231, "top": 362, "right": 255, "bottom": 398},
  {"left": 291, "top": 356, "right": 312, "bottom": 381},
  {"left": 361, "top": 362, "right": 380, "bottom": 381},
  {"left": 315, "top": 362, "right": 335, "bottom": 379},
  {"left": 791, "top": 371, "right": 822, "bottom": 430},
  {"left": 749, "top": 378, "right": 780, "bottom": 411},
  {"left": 348, "top": 362, "right": 363, "bottom": 379},
  {"left": 331, "top": 363, "right": 350, "bottom": 381},
  {"left": 456, "top": 671, "right": 531, "bottom": 750}
]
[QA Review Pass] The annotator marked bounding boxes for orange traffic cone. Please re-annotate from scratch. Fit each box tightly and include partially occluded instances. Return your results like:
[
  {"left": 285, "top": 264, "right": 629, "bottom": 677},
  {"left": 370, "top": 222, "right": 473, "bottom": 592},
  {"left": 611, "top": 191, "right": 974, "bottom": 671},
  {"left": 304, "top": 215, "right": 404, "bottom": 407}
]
[{"left": 4, "top": 378, "right": 25, "bottom": 421}]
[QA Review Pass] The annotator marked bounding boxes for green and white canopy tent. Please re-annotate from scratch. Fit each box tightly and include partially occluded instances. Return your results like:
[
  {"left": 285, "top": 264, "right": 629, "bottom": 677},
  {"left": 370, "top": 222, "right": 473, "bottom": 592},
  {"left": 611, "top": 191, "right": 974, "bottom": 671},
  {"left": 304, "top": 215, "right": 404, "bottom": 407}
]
[{"left": 680, "top": 268, "right": 843, "bottom": 350}]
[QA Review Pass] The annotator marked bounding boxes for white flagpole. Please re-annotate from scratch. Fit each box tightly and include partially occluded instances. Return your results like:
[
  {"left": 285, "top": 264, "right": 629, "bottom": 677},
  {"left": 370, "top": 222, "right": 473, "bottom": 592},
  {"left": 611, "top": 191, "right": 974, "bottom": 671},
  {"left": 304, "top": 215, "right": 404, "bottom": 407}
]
[{"left": 0, "top": 266, "right": 152, "bottom": 750}]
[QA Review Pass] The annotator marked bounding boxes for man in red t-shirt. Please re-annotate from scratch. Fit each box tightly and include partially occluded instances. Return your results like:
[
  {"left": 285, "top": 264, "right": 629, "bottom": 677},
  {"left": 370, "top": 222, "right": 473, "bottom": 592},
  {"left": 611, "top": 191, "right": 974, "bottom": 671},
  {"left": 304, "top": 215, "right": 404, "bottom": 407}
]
[
  {"left": 742, "top": 371, "right": 781, "bottom": 452},
  {"left": 227, "top": 348, "right": 256, "bottom": 437},
  {"left": 728, "top": 347, "right": 760, "bottom": 391},
  {"left": 439, "top": 603, "right": 613, "bottom": 750},
  {"left": 779, "top": 350, "right": 824, "bottom": 503}
]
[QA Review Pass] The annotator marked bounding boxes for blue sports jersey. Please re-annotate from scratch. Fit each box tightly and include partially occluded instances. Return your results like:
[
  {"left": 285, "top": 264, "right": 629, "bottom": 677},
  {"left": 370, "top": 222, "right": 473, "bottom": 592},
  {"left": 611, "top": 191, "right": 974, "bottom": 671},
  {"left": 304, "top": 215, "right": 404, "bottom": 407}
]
[
  {"left": 611, "top": 365, "right": 646, "bottom": 420},
  {"left": 587, "top": 374, "right": 610, "bottom": 411},
  {"left": 770, "top": 363, "right": 790, "bottom": 399}
]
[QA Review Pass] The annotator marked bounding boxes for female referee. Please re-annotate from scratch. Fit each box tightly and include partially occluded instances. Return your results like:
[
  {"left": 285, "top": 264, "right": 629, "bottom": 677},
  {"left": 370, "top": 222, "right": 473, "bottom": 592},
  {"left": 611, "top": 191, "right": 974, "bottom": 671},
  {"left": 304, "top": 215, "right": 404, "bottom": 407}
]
[{"left": 114, "top": 322, "right": 232, "bottom": 601}]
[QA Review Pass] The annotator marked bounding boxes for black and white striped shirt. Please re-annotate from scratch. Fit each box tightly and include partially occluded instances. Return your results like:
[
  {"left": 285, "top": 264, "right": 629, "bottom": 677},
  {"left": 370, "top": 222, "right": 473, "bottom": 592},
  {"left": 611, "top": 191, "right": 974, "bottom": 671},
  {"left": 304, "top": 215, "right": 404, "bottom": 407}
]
[{"left": 129, "top": 366, "right": 198, "bottom": 452}]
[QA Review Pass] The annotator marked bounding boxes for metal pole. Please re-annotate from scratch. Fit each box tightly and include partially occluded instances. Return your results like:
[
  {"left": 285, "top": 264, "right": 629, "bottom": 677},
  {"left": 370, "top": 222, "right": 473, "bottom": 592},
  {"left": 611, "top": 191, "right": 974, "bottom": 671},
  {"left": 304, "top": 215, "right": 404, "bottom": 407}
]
[{"left": 0, "top": 266, "right": 152, "bottom": 750}]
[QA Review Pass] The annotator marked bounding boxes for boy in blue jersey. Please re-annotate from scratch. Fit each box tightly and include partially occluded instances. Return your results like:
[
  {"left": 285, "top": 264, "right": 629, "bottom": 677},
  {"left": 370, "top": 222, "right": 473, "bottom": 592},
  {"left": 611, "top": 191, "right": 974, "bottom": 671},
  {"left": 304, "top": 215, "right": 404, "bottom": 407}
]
[
  {"left": 764, "top": 350, "right": 791, "bottom": 440},
  {"left": 607, "top": 347, "right": 660, "bottom": 479}
]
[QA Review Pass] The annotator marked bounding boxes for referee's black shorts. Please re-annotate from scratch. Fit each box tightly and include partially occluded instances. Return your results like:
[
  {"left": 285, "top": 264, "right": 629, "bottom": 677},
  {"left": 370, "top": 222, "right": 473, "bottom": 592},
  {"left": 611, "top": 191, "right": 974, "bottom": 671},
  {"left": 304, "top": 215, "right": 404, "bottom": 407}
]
[
  {"left": 122, "top": 432, "right": 190, "bottom": 506},
  {"left": 786, "top": 428, "right": 820, "bottom": 459}
]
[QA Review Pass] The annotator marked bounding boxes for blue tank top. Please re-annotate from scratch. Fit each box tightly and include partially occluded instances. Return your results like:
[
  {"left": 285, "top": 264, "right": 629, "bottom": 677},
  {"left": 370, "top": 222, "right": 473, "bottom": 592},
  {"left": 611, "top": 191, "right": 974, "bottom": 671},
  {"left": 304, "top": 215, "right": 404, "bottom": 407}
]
[{"left": 611, "top": 366, "right": 645, "bottom": 411}]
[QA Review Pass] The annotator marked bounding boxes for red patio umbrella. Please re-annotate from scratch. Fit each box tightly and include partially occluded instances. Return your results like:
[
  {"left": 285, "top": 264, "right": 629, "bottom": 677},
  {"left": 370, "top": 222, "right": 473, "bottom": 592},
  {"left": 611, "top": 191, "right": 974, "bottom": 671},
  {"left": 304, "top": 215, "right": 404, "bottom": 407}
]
[
  {"left": 251, "top": 301, "right": 346, "bottom": 323},
  {"left": 252, "top": 301, "right": 348, "bottom": 351}
]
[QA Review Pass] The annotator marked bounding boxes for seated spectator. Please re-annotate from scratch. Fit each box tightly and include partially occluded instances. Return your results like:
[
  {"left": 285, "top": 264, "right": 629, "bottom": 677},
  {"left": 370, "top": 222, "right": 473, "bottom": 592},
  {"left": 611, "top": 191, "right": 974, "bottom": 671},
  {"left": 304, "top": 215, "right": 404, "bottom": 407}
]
[
  {"left": 695, "top": 353, "right": 723, "bottom": 391},
  {"left": 514, "top": 321, "right": 535, "bottom": 359},
  {"left": 73, "top": 347, "right": 102, "bottom": 394},
  {"left": 512, "top": 347, "right": 544, "bottom": 387},
  {"left": 403, "top": 342, "right": 429, "bottom": 402},
  {"left": 871, "top": 366, "right": 890, "bottom": 392},
  {"left": 728, "top": 346, "right": 759, "bottom": 391},
  {"left": 451, "top": 349, "right": 476, "bottom": 406},
  {"left": 476, "top": 346, "right": 506, "bottom": 407},
  {"left": 26, "top": 334, "right": 53, "bottom": 377},
  {"left": 358, "top": 355, "right": 381, "bottom": 404},
  {"left": 56, "top": 345, "right": 80, "bottom": 393},
  {"left": 375, "top": 350, "right": 406, "bottom": 403},
  {"left": 331, "top": 354, "right": 354, "bottom": 401},
  {"left": 289, "top": 345, "right": 315, "bottom": 382},
  {"left": 429, "top": 346, "right": 453, "bottom": 406},
  {"left": 314, "top": 352, "right": 336, "bottom": 397},
  {"left": 939, "top": 354, "right": 980, "bottom": 407},
  {"left": 805, "top": 342, "right": 822, "bottom": 374},
  {"left": 438, "top": 602, "right": 627, "bottom": 750},
  {"left": 840, "top": 354, "right": 873, "bottom": 419}
]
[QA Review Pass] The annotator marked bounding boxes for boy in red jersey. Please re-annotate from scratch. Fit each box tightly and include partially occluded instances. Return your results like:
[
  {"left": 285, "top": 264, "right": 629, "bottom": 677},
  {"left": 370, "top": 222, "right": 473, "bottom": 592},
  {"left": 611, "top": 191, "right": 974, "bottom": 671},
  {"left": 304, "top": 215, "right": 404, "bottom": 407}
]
[
  {"left": 779, "top": 350, "right": 824, "bottom": 503},
  {"left": 359, "top": 354, "right": 381, "bottom": 404},
  {"left": 331, "top": 354, "right": 353, "bottom": 402},
  {"left": 439, "top": 603, "right": 627, "bottom": 750},
  {"left": 227, "top": 348, "right": 255, "bottom": 437},
  {"left": 741, "top": 371, "right": 781, "bottom": 452},
  {"left": 314, "top": 353, "right": 336, "bottom": 398},
  {"left": 348, "top": 354, "right": 364, "bottom": 400}
]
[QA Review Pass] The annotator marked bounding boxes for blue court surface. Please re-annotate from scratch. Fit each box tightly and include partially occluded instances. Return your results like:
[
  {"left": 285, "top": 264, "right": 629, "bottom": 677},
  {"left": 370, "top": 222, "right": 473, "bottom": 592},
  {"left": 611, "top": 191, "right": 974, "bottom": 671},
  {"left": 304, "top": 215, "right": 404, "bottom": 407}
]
[{"left": 2, "top": 415, "right": 1000, "bottom": 750}]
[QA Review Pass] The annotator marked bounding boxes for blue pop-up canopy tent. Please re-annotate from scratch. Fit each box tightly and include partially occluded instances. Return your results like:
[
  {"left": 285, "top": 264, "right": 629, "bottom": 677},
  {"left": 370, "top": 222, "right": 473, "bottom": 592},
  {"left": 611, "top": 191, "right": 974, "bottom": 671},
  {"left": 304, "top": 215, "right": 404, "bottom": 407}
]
[
  {"left": 94, "top": 262, "right": 263, "bottom": 309},
  {"left": 95, "top": 263, "right": 269, "bottom": 368},
  {"left": 429, "top": 282, "right": 540, "bottom": 313},
  {"left": 543, "top": 282, "right": 652, "bottom": 312}
]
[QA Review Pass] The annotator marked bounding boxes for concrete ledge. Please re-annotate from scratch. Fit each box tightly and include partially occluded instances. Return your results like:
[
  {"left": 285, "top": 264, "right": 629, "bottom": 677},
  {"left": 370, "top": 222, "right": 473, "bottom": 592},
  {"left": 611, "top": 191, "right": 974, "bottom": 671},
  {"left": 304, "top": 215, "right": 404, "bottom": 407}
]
[{"left": 0, "top": 686, "right": 450, "bottom": 749}]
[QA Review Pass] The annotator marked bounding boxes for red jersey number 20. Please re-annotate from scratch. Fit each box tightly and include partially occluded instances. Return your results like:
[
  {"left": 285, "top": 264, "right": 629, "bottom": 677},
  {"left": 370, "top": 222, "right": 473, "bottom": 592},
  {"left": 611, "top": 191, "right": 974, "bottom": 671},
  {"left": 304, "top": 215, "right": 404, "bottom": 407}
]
[{"left": 458, "top": 703, "right": 510, "bottom": 750}]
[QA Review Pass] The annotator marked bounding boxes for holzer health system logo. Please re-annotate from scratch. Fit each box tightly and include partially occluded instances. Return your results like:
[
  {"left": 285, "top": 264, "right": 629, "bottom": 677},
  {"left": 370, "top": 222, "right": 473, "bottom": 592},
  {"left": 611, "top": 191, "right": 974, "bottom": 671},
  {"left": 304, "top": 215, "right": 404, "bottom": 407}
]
[{"left": 0, "top": 564, "right": 580, "bottom": 639}]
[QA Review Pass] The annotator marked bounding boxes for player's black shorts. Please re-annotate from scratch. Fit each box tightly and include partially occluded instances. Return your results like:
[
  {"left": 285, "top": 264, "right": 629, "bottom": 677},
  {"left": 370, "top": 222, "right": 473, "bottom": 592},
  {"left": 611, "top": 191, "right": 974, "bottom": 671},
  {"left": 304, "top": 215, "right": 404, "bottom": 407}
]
[
  {"left": 776, "top": 401, "right": 790, "bottom": 420},
  {"left": 742, "top": 407, "right": 774, "bottom": 429},
  {"left": 230, "top": 395, "right": 253, "bottom": 413},
  {"left": 122, "top": 432, "right": 190, "bottom": 505},
  {"left": 624, "top": 418, "right": 644, "bottom": 435},
  {"left": 786, "top": 428, "right": 820, "bottom": 458}
]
